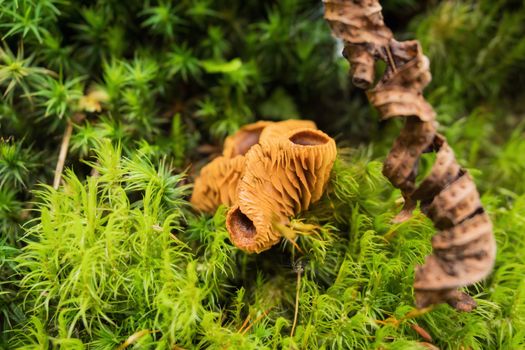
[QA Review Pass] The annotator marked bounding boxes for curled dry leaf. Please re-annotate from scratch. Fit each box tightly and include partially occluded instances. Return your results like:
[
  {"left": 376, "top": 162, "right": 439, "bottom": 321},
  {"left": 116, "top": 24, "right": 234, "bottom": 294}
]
[{"left": 323, "top": 0, "right": 496, "bottom": 311}]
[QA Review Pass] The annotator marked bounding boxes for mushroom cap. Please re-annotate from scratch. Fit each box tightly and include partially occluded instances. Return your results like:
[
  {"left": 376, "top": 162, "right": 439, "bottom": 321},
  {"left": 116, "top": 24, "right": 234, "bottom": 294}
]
[
  {"left": 191, "top": 120, "right": 320, "bottom": 214},
  {"left": 190, "top": 155, "right": 245, "bottom": 212},
  {"left": 223, "top": 121, "right": 272, "bottom": 158}
]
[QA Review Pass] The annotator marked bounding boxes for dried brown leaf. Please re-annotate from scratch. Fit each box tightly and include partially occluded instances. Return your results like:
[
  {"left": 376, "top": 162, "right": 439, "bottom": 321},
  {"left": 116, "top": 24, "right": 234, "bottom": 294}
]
[{"left": 323, "top": 0, "right": 496, "bottom": 310}]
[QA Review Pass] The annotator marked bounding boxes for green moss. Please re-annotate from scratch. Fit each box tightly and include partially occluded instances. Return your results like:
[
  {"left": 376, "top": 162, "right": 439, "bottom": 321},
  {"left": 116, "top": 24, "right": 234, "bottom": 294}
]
[{"left": 1, "top": 0, "right": 525, "bottom": 348}]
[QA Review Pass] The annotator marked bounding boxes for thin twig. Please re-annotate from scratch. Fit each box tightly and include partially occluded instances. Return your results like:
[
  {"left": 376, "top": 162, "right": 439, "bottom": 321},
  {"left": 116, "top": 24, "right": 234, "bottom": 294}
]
[
  {"left": 116, "top": 329, "right": 158, "bottom": 350},
  {"left": 287, "top": 237, "right": 304, "bottom": 254},
  {"left": 241, "top": 307, "right": 272, "bottom": 335},
  {"left": 238, "top": 314, "right": 252, "bottom": 333},
  {"left": 90, "top": 161, "right": 100, "bottom": 177},
  {"left": 409, "top": 323, "right": 433, "bottom": 342},
  {"left": 385, "top": 44, "right": 397, "bottom": 72},
  {"left": 53, "top": 120, "right": 73, "bottom": 189},
  {"left": 290, "top": 265, "right": 302, "bottom": 337},
  {"left": 401, "top": 306, "right": 434, "bottom": 320},
  {"left": 375, "top": 306, "right": 434, "bottom": 326}
]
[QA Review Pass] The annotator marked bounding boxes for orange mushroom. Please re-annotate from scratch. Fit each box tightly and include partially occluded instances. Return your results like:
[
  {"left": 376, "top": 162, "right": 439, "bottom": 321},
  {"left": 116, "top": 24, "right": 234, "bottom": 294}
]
[
  {"left": 192, "top": 120, "right": 337, "bottom": 252},
  {"left": 226, "top": 128, "right": 337, "bottom": 253},
  {"left": 191, "top": 155, "right": 246, "bottom": 212},
  {"left": 222, "top": 121, "right": 272, "bottom": 158},
  {"left": 191, "top": 120, "right": 321, "bottom": 213}
]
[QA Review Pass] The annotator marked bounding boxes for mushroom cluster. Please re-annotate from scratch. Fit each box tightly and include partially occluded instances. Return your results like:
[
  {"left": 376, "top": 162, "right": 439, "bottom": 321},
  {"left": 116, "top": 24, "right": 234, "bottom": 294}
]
[{"left": 191, "top": 120, "right": 337, "bottom": 253}]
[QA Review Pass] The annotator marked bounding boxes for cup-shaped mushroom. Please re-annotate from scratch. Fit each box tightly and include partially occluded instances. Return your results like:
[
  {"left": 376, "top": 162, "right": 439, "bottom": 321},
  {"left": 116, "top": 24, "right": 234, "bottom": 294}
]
[
  {"left": 282, "top": 128, "right": 337, "bottom": 211},
  {"left": 226, "top": 204, "right": 283, "bottom": 253},
  {"left": 222, "top": 121, "right": 272, "bottom": 158},
  {"left": 226, "top": 128, "right": 337, "bottom": 253},
  {"left": 190, "top": 155, "right": 245, "bottom": 213},
  {"left": 227, "top": 143, "right": 289, "bottom": 253},
  {"left": 259, "top": 119, "right": 317, "bottom": 144},
  {"left": 192, "top": 120, "right": 321, "bottom": 213}
]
